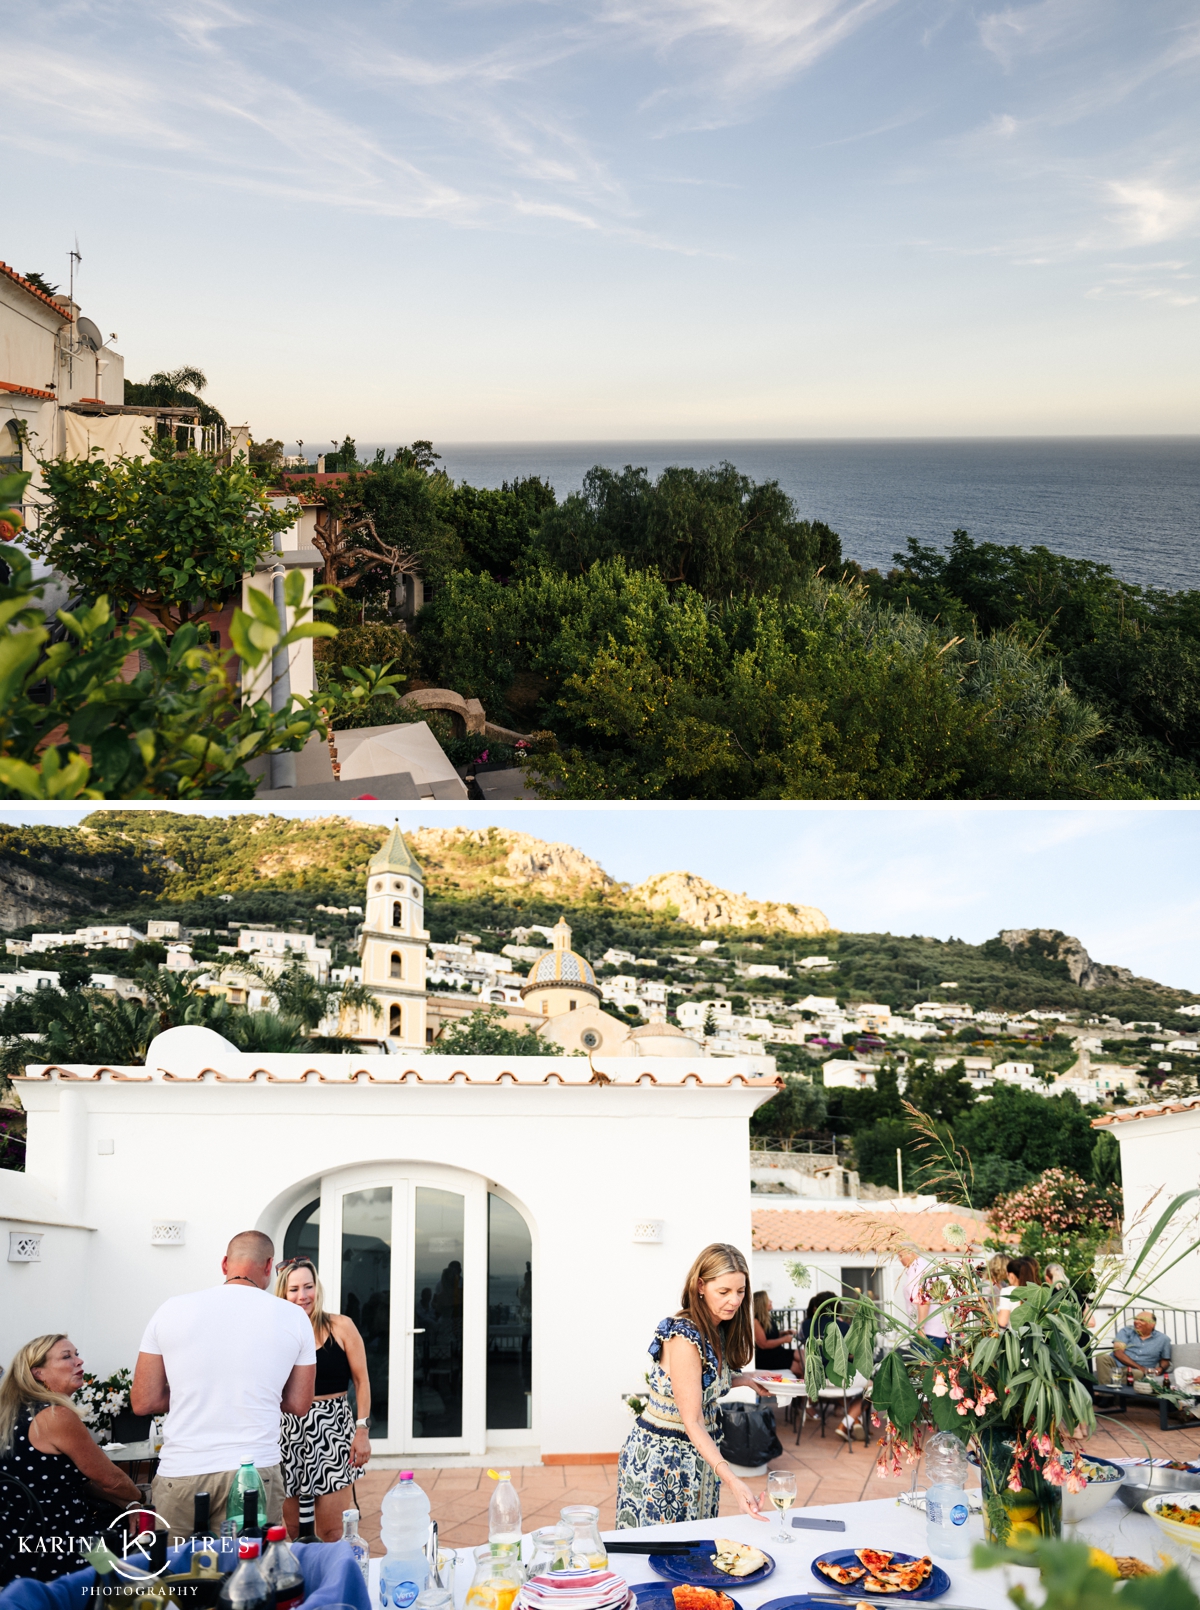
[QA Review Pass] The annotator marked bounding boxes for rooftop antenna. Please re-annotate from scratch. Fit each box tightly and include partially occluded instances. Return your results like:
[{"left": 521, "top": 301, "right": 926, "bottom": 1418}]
[{"left": 66, "top": 237, "right": 82, "bottom": 389}]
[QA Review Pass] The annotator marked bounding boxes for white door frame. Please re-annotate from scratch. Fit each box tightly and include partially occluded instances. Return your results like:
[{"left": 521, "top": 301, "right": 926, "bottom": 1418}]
[{"left": 314, "top": 1161, "right": 489, "bottom": 1457}]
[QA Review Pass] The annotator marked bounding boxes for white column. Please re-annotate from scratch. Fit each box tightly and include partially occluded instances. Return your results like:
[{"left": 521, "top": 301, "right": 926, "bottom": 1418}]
[{"left": 58, "top": 1084, "right": 87, "bottom": 1222}]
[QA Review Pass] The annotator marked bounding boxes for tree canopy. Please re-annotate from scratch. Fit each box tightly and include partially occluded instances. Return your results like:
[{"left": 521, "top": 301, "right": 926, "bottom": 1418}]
[
  {"left": 415, "top": 558, "right": 1125, "bottom": 799},
  {"left": 30, "top": 442, "right": 293, "bottom": 628},
  {"left": 532, "top": 462, "right": 841, "bottom": 600}
]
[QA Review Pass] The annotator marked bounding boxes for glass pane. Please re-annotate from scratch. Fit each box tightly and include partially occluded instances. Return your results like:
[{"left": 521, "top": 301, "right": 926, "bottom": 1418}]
[
  {"left": 342, "top": 1187, "right": 392, "bottom": 1439},
  {"left": 487, "top": 1195, "right": 532, "bottom": 1429},
  {"left": 413, "top": 1188, "right": 464, "bottom": 1438},
  {"left": 283, "top": 1199, "right": 320, "bottom": 1268}
]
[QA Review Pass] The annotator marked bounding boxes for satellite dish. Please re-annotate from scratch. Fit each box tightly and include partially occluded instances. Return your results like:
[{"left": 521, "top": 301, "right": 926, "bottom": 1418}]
[{"left": 76, "top": 316, "right": 105, "bottom": 352}]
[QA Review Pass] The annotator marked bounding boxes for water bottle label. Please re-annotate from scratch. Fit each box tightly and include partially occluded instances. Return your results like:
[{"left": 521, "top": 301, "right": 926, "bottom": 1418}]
[
  {"left": 386, "top": 1581, "right": 421, "bottom": 1608},
  {"left": 951, "top": 1504, "right": 968, "bottom": 1526}
]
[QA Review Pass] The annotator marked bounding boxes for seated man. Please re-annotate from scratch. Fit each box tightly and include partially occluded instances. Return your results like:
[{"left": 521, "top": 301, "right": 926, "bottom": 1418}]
[{"left": 1112, "top": 1311, "right": 1172, "bottom": 1379}]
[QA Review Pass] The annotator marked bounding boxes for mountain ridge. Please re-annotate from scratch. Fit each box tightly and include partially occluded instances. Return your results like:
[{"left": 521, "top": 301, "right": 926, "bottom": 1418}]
[{"left": 0, "top": 816, "right": 1191, "bottom": 1014}]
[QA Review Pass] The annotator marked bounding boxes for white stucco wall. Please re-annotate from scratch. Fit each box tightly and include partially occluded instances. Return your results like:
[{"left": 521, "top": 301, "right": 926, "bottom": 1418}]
[
  {"left": 7, "top": 1045, "right": 775, "bottom": 1459},
  {"left": 1104, "top": 1107, "right": 1200, "bottom": 1310}
]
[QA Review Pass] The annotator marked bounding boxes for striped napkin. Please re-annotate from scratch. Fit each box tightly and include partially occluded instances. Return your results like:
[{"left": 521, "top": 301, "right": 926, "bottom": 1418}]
[{"left": 518, "top": 1569, "right": 634, "bottom": 1610}]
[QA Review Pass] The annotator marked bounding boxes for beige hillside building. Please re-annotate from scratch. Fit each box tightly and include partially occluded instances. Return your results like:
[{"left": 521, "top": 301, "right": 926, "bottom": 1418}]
[{"left": 356, "top": 822, "right": 428, "bottom": 1048}]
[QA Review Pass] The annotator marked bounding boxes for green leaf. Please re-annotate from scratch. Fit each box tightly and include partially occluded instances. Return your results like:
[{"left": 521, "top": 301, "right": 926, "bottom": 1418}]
[
  {"left": 245, "top": 587, "right": 282, "bottom": 628},
  {"left": 283, "top": 566, "right": 306, "bottom": 608},
  {"left": 824, "top": 1320, "right": 850, "bottom": 1387}
]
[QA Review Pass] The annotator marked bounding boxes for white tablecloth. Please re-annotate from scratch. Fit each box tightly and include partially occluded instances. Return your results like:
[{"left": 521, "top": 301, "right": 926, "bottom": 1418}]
[{"left": 371, "top": 1492, "right": 1181, "bottom": 1610}]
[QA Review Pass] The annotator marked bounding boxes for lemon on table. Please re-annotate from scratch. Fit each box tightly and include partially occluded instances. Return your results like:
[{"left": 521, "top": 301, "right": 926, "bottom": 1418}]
[{"left": 1087, "top": 1549, "right": 1120, "bottom": 1577}]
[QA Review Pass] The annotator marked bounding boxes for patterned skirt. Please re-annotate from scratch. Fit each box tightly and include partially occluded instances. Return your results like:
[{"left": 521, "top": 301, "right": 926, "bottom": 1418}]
[
  {"left": 280, "top": 1395, "right": 356, "bottom": 1499},
  {"left": 615, "top": 1418, "right": 720, "bottom": 1528}
]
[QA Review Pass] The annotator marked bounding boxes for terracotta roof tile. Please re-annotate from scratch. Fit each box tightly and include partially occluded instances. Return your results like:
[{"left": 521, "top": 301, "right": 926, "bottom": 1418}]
[
  {"left": 0, "top": 380, "right": 55, "bottom": 401},
  {"left": 752, "top": 1207, "right": 992, "bottom": 1255},
  {"left": 1092, "top": 1096, "right": 1200, "bottom": 1128},
  {"left": 18, "top": 1058, "right": 780, "bottom": 1088},
  {"left": 0, "top": 263, "right": 73, "bottom": 320}
]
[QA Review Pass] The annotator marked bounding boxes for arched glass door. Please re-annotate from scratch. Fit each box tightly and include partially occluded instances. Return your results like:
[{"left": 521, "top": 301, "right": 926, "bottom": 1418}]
[{"left": 282, "top": 1167, "right": 532, "bottom": 1455}]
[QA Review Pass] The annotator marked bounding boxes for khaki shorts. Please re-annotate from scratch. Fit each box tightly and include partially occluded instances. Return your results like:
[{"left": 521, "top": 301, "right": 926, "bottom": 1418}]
[{"left": 152, "top": 1464, "right": 284, "bottom": 1543}]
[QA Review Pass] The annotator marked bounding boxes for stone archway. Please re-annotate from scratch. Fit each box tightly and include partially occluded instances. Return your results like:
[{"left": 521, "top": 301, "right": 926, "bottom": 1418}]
[{"left": 399, "top": 688, "right": 485, "bottom": 738}]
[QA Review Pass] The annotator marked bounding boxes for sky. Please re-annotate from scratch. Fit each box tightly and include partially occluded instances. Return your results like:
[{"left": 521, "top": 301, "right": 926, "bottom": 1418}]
[
  {"left": 6, "top": 0, "right": 1200, "bottom": 439},
  {"left": 4, "top": 802, "right": 1198, "bottom": 991}
]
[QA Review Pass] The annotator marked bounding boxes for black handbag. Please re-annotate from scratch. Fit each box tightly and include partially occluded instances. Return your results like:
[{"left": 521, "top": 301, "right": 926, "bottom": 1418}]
[{"left": 717, "top": 1400, "right": 783, "bottom": 1466}]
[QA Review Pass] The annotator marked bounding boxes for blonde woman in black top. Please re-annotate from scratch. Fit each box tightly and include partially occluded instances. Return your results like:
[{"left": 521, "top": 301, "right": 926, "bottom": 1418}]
[
  {"left": 0, "top": 1335, "right": 141, "bottom": 1584},
  {"left": 275, "top": 1258, "right": 371, "bottom": 1541}
]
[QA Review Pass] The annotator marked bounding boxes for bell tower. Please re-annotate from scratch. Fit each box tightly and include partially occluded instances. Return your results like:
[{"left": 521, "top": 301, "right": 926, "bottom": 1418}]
[{"left": 357, "top": 822, "right": 428, "bottom": 1049}]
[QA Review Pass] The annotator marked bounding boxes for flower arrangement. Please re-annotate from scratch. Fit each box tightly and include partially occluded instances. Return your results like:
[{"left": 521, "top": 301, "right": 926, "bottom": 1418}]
[
  {"left": 804, "top": 1105, "right": 1200, "bottom": 1547},
  {"left": 73, "top": 1367, "right": 133, "bottom": 1441}
]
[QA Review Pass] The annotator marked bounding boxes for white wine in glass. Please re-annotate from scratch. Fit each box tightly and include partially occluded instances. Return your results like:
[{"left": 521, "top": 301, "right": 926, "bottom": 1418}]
[{"left": 767, "top": 1470, "right": 797, "bottom": 1544}]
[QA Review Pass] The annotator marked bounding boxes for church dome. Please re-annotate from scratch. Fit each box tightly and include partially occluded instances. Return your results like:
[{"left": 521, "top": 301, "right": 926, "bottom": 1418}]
[{"left": 519, "top": 917, "right": 601, "bottom": 1001}]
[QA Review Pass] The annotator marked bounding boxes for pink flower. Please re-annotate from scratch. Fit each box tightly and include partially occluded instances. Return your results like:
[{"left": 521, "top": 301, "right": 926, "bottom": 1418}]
[
  {"left": 1033, "top": 1434, "right": 1053, "bottom": 1456},
  {"left": 949, "top": 1382, "right": 965, "bottom": 1401},
  {"left": 1008, "top": 1468, "right": 1024, "bottom": 1493},
  {"left": 1064, "top": 1471, "right": 1086, "bottom": 1493},
  {"left": 956, "top": 1402, "right": 972, "bottom": 1416},
  {"left": 974, "top": 1402, "right": 987, "bottom": 1417},
  {"left": 932, "top": 1374, "right": 949, "bottom": 1397}
]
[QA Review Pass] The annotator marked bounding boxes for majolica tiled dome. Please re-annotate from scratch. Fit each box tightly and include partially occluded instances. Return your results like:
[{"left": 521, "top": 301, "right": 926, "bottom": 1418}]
[
  {"left": 527, "top": 948, "right": 598, "bottom": 988},
  {"left": 519, "top": 917, "right": 601, "bottom": 1001}
]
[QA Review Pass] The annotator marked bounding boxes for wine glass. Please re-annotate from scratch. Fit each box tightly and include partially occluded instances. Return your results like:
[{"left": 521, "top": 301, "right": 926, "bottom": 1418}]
[{"left": 767, "top": 1469, "right": 797, "bottom": 1544}]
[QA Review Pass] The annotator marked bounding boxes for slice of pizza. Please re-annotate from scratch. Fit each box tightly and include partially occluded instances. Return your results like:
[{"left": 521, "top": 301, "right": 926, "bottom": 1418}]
[
  {"left": 855, "top": 1551, "right": 894, "bottom": 1574},
  {"left": 711, "top": 1540, "right": 769, "bottom": 1578},
  {"left": 893, "top": 1558, "right": 933, "bottom": 1590},
  {"left": 816, "top": 1561, "right": 868, "bottom": 1585},
  {"left": 873, "top": 1558, "right": 933, "bottom": 1592},
  {"left": 860, "top": 1578, "right": 904, "bottom": 1595},
  {"left": 671, "top": 1586, "right": 734, "bottom": 1610}
]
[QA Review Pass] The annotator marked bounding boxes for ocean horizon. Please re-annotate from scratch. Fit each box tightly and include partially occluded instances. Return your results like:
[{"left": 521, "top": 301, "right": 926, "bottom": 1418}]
[{"left": 352, "top": 435, "right": 1200, "bottom": 593}]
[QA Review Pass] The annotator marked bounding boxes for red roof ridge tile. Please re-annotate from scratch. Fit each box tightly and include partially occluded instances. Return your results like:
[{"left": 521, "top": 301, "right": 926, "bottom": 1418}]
[
  {"left": 1091, "top": 1094, "right": 1200, "bottom": 1128},
  {"left": 0, "top": 379, "right": 56, "bottom": 401},
  {"left": 0, "top": 262, "right": 74, "bottom": 320}
]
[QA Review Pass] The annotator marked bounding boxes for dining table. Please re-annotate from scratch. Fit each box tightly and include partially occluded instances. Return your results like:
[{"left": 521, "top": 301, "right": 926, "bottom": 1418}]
[{"left": 387, "top": 1491, "right": 1199, "bottom": 1610}]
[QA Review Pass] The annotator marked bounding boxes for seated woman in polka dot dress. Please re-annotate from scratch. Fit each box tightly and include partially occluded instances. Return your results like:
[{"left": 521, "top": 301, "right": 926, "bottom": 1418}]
[{"left": 0, "top": 1334, "right": 142, "bottom": 1585}]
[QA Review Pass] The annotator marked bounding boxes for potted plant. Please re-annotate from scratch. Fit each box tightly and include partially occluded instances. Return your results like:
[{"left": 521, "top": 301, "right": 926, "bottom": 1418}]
[
  {"left": 73, "top": 1367, "right": 138, "bottom": 1444},
  {"left": 803, "top": 1108, "right": 1200, "bottom": 1548}
]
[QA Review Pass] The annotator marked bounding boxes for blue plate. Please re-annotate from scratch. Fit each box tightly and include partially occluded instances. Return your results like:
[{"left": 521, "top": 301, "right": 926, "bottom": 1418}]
[
  {"left": 649, "top": 1547, "right": 776, "bottom": 1587},
  {"left": 630, "top": 1587, "right": 745, "bottom": 1610},
  {"left": 810, "top": 1552, "right": 950, "bottom": 1601}
]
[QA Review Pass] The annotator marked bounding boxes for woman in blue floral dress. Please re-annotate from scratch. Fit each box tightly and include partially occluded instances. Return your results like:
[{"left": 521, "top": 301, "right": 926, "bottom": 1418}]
[{"left": 616, "top": 1243, "right": 774, "bottom": 1527}]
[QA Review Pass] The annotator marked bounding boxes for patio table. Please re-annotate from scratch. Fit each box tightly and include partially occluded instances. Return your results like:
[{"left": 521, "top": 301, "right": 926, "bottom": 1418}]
[
  {"left": 1093, "top": 1383, "right": 1200, "bottom": 1431},
  {"left": 392, "top": 1489, "right": 1188, "bottom": 1610}
]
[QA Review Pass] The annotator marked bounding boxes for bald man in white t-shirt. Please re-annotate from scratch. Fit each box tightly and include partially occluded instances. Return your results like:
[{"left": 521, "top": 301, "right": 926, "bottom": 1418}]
[{"left": 132, "top": 1230, "right": 316, "bottom": 1542}]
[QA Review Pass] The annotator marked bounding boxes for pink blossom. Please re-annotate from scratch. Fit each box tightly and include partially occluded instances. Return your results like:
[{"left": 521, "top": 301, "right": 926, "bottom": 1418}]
[
  {"left": 1034, "top": 1434, "right": 1053, "bottom": 1456},
  {"left": 1064, "top": 1471, "right": 1086, "bottom": 1494},
  {"left": 932, "top": 1373, "right": 949, "bottom": 1398},
  {"left": 1008, "top": 1468, "right": 1024, "bottom": 1493},
  {"left": 949, "top": 1382, "right": 965, "bottom": 1401}
]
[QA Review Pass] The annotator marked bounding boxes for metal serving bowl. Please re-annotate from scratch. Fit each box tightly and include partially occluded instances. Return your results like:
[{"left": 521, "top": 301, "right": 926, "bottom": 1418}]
[{"left": 1118, "top": 1464, "right": 1200, "bottom": 1512}]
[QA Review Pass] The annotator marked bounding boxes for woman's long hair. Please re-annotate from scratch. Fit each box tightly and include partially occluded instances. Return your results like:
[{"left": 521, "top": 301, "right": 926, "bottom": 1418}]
[
  {"left": 274, "top": 1259, "right": 332, "bottom": 1344},
  {"left": 0, "top": 1335, "right": 79, "bottom": 1457},
  {"left": 677, "top": 1244, "right": 752, "bottom": 1371},
  {"left": 752, "top": 1290, "right": 773, "bottom": 1331}
]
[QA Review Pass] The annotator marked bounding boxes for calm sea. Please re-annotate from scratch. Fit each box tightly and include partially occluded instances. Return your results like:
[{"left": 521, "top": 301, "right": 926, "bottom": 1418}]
[{"left": 355, "top": 438, "right": 1200, "bottom": 593}]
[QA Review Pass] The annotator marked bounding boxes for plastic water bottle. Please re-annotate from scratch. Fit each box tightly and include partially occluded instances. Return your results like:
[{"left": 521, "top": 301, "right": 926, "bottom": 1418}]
[
  {"left": 925, "top": 1432, "right": 971, "bottom": 1559},
  {"left": 488, "top": 1469, "right": 522, "bottom": 1551},
  {"left": 380, "top": 1471, "right": 432, "bottom": 1610},
  {"left": 228, "top": 1462, "right": 263, "bottom": 1537}
]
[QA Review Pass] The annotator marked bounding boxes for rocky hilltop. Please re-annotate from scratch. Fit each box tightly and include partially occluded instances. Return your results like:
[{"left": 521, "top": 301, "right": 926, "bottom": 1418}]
[
  {"left": 631, "top": 870, "right": 829, "bottom": 935},
  {"left": 407, "top": 827, "right": 615, "bottom": 901},
  {"left": 996, "top": 928, "right": 1148, "bottom": 992}
]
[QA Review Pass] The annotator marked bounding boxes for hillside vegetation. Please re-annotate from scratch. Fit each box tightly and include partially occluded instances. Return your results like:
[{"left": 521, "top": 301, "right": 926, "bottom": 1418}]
[{"left": 0, "top": 818, "right": 1193, "bottom": 1020}]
